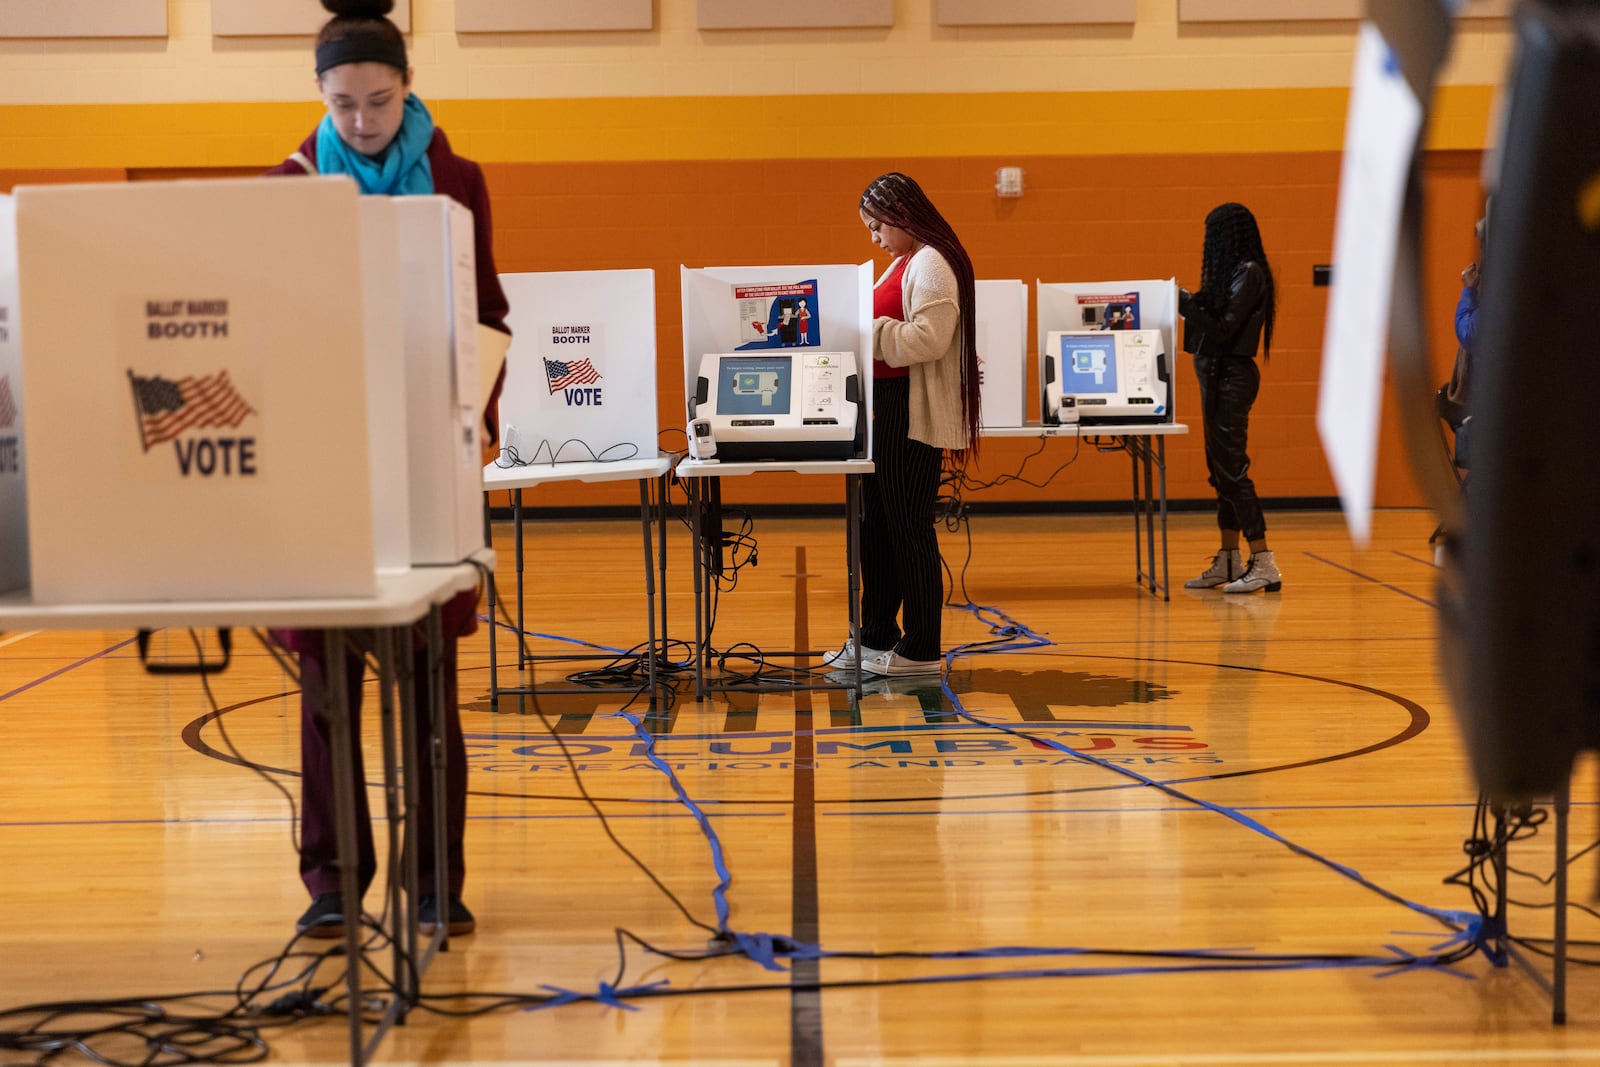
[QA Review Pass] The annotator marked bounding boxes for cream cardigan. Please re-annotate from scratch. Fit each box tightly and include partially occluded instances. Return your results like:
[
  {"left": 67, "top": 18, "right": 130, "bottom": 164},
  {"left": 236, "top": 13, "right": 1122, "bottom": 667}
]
[{"left": 872, "top": 246, "right": 969, "bottom": 451}]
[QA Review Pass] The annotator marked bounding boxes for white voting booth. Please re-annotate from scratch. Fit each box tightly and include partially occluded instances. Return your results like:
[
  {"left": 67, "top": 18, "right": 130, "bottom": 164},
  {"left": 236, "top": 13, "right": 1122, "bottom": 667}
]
[
  {"left": 1037, "top": 278, "right": 1179, "bottom": 426},
  {"left": 0, "top": 196, "right": 25, "bottom": 594},
  {"left": 976, "top": 279, "right": 1028, "bottom": 428},
  {"left": 679, "top": 263, "right": 874, "bottom": 461},
  {"left": 496, "top": 269, "right": 659, "bottom": 463},
  {"left": 7, "top": 177, "right": 484, "bottom": 602},
  {"left": 15, "top": 177, "right": 377, "bottom": 603}
]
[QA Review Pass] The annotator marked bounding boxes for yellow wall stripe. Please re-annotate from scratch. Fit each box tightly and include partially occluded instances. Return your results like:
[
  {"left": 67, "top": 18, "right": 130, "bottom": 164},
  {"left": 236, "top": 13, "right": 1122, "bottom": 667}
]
[{"left": 0, "top": 86, "right": 1498, "bottom": 171}]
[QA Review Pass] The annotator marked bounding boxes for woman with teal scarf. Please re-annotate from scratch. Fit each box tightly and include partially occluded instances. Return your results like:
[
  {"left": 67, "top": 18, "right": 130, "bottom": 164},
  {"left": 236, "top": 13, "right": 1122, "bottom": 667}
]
[{"left": 268, "top": 0, "right": 510, "bottom": 945}]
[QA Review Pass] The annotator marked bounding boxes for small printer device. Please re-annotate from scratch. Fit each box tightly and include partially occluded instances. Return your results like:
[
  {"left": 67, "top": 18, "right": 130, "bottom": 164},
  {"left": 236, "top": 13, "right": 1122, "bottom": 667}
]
[
  {"left": 1042, "top": 329, "right": 1170, "bottom": 425},
  {"left": 689, "top": 350, "right": 863, "bottom": 461}
]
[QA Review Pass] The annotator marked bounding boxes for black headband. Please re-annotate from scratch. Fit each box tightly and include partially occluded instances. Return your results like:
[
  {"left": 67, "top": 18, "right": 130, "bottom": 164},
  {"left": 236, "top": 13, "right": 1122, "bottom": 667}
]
[{"left": 315, "top": 36, "right": 408, "bottom": 77}]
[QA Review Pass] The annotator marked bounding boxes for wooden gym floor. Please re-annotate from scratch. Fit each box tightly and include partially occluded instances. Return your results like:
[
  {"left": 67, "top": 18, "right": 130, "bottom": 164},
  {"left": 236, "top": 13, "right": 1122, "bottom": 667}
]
[{"left": 2, "top": 508, "right": 1598, "bottom": 1065}]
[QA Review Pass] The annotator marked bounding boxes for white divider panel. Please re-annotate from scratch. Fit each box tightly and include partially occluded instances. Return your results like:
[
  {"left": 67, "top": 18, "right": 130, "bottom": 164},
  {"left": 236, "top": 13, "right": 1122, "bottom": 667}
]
[
  {"left": 680, "top": 262, "right": 874, "bottom": 459},
  {"left": 1037, "top": 277, "right": 1179, "bottom": 422},
  {"left": 394, "top": 197, "right": 484, "bottom": 565},
  {"left": 0, "top": 196, "right": 25, "bottom": 593},
  {"left": 358, "top": 198, "right": 411, "bottom": 574},
  {"left": 497, "top": 269, "right": 658, "bottom": 465},
  {"left": 16, "top": 177, "right": 376, "bottom": 602},
  {"left": 976, "top": 279, "right": 1028, "bottom": 429}
]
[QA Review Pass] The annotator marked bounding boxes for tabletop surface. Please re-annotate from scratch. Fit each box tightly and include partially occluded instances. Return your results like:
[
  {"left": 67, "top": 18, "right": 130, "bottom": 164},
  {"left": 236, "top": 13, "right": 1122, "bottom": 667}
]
[
  {"left": 981, "top": 421, "right": 1189, "bottom": 438},
  {"left": 676, "top": 457, "right": 875, "bottom": 478},
  {"left": 0, "top": 550, "right": 492, "bottom": 631},
  {"left": 483, "top": 456, "right": 673, "bottom": 491}
]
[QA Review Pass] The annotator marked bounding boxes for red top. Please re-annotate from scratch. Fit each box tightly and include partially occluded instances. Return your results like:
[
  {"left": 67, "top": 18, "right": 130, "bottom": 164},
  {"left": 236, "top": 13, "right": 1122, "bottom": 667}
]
[{"left": 872, "top": 255, "right": 911, "bottom": 380}]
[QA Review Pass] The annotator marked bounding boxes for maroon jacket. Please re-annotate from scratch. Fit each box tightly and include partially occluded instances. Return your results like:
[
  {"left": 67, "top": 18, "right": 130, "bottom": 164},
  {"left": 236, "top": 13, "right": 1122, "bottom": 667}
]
[
  {"left": 268, "top": 126, "right": 512, "bottom": 439},
  {"left": 269, "top": 127, "right": 507, "bottom": 649}
]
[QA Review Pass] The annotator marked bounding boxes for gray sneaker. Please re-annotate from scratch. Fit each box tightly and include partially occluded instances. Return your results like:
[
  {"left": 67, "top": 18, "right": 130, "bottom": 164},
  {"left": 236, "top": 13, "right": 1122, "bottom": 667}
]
[
  {"left": 1222, "top": 550, "right": 1282, "bottom": 594},
  {"left": 861, "top": 651, "right": 943, "bottom": 678},
  {"left": 1184, "top": 549, "right": 1242, "bottom": 589},
  {"left": 821, "top": 638, "right": 885, "bottom": 669}
]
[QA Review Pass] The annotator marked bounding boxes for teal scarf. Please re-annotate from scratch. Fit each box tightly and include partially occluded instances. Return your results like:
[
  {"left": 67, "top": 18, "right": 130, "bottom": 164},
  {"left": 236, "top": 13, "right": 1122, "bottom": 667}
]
[{"left": 316, "top": 93, "right": 435, "bottom": 196}]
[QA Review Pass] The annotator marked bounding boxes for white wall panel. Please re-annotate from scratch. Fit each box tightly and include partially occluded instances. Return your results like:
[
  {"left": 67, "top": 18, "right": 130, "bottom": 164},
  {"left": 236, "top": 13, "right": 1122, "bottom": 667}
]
[
  {"left": 212, "top": 0, "right": 412, "bottom": 37},
  {"left": 697, "top": 0, "right": 892, "bottom": 30},
  {"left": 937, "top": 0, "right": 1135, "bottom": 26},
  {"left": 457, "top": 0, "right": 653, "bottom": 31},
  {"left": 1181, "top": 0, "right": 1508, "bottom": 19},
  {"left": 0, "top": 0, "right": 165, "bottom": 38}
]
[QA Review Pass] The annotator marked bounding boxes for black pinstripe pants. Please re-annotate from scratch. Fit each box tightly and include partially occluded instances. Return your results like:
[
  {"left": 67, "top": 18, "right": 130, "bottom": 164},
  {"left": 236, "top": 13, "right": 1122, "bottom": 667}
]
[
  {"left": 1195, "top": 352, "right": 1267, "bottom": 542},
  {"left": 860, "top": 376, "right": 945, "bottom": 661}
]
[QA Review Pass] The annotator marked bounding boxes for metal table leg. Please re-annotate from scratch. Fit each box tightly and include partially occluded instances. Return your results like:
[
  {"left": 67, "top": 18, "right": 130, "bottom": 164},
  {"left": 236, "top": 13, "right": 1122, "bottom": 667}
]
[
  {"left": 514, "top": 488, "right": 526, "bottom": 673},
  {"left": 1128, "top": 439, "right": 1145, "bottom": 593},
  {"left": 1156, "top": 435, "right": 1171, "bottom": 601},
  {"left": 321, "top": 631, "right": 366, "bottom": 1066},
  {"left": 427, "top": 605, "right": 450, "bottom": 952},
  {"left": 689, "top": 477, "right": 707, "bottom": 698},
  {"left": 638, "top": 477, "right": 658, "bottom": 709},
  {"left": 1140, "top": 437, "right": 1158, "bottom": 597},
  {"left": 846, "top": 472, "right": 863, "bottom": 701},
  {"left": 374, "top": 627, "right": 410, "bottom": 1010},
  {"left": 657, "top": 472, "right": 670, "bottom": 687}
]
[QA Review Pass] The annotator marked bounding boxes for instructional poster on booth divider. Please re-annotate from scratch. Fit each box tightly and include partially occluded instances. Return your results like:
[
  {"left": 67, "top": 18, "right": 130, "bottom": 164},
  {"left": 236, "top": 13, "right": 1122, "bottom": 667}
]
[
  {"left": 1076, "top": 291, "right": 1140, "bottom": 331},
  {"left": 734, "top": 279, "right": 820, "bottom": 350}
]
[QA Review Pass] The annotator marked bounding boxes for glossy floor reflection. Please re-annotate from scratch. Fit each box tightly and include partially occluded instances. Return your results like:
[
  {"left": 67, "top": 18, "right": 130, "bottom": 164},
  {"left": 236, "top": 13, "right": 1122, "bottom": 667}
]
[{"left": 2, "top": 509, "right": 1597, "bottom": 1065}]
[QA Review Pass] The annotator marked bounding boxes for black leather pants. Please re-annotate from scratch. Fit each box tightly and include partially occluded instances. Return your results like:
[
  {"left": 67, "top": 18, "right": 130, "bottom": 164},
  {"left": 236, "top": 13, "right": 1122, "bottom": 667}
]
[{"left": 1194, "top": 353, "right": 1266, "bottom": 542}]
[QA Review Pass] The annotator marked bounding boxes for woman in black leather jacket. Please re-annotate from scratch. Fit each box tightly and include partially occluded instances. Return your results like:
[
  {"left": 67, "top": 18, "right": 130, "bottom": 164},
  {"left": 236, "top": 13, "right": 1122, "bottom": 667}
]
[{"left": 1178, "top": 202, "right": 1281, "bottom": 594}]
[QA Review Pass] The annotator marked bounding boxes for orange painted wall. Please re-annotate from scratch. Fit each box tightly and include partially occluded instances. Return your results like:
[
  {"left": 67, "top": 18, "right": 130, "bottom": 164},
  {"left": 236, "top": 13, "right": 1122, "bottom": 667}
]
[
  {"left": 480, "top": 150, "right": 1479, "bottom": 511},
  {"left": 4, "top": 150, "right": 1483, "bottom": 517}
]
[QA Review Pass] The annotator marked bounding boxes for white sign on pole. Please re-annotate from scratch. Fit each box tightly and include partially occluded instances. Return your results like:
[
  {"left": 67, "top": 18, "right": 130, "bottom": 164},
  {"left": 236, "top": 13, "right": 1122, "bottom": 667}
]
[{"left": 1317, "top": 23, "right": 1423, "bottom": 545}]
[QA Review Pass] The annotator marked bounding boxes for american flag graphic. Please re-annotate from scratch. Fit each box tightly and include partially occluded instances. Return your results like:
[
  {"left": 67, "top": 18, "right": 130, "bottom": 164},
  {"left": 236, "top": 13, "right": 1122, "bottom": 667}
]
[
  {"left": 543, "top": 356, "right": 602, "bottom": 394},
  {"left": 128, "top": 369, "right": 256, "bottom": 451},
  {"left": 0, "top": 374, "right": 15, "bottom": 430}
]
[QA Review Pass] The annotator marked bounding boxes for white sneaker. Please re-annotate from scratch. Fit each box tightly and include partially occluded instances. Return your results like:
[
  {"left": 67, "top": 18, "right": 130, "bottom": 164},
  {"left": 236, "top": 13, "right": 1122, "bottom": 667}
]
[
  {"left": 821, "top": 638, "right": 885, "bottom": 669},
  {"left": 861, "top": 651, "right": 943, "bottom": 678},
  {"left": 1184, "top": 549, "right": 1242, "bottom": 589},
  {"left": 1222, "top": 550, "right": 1282, "bottom": 594}
]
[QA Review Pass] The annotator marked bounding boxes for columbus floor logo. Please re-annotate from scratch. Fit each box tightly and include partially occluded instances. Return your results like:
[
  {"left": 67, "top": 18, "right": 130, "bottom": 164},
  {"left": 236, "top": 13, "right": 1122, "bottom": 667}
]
[
  {"left": 128, "top": 369, "right": 258, "bottom": 476},
  {"left": 463, "top": 666, "right": 1218, "bottom": 778}
]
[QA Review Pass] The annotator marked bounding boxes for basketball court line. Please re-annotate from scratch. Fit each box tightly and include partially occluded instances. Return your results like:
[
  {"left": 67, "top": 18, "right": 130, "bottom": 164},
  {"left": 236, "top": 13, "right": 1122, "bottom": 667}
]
[
  {"left": 1304, "top": 550, "right": 1438, "bottom": 608},
  {"left": 0, "top": 630, "right": 38, "bottom": 650},
  {"left": 0, "top": 635, "right": 136, "bottom": 703}
]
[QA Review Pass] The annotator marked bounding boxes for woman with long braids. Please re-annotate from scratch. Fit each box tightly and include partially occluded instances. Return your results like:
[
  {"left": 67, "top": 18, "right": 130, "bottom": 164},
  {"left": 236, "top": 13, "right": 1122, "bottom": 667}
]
[
  {"left": 267, "top": 0, "right": 510, "bottom": 941},
  {"left": 1179, "top": 202, "right": 1281, "bottom": 594},
  {"left": 825, "top": 172, "right": 980, "bottom": 677}
]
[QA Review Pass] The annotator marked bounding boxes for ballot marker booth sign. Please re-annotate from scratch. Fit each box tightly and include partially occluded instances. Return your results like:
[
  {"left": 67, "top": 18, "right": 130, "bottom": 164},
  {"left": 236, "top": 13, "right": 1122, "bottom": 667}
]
[{"left": 16, "top": 177, "right": 378, "bottom": 603}]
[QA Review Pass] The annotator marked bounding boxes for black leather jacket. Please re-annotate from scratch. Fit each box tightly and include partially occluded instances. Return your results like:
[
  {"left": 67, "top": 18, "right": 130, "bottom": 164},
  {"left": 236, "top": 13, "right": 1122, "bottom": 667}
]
[{"left": 1179, "top": 261, "right": 1268, "bottom": 358}]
